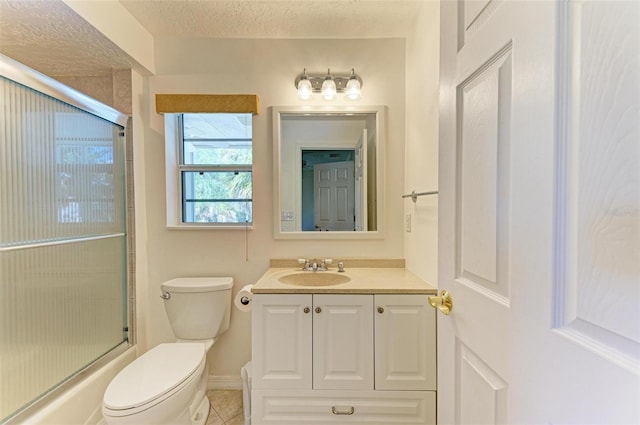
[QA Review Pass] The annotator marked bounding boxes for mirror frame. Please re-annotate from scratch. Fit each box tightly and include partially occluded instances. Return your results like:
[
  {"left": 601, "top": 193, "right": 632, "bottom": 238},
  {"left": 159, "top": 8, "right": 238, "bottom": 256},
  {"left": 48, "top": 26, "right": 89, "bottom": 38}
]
[{"left": 272, "top": 105, "right": 386, "bottom": 239}]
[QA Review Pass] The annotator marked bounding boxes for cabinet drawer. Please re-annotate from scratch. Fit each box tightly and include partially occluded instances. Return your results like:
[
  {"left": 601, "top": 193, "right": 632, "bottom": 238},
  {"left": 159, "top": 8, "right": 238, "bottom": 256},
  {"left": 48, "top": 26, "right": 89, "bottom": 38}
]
[{"left": 252, "top": 389, "right": 435, "bottom": 424}]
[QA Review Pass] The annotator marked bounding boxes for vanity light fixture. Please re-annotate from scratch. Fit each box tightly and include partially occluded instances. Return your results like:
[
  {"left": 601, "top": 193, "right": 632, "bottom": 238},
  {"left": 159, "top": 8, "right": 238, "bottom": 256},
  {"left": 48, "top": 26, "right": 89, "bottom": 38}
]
[{"left": 294, "top": 68, "right": 363, "bottom": 100}]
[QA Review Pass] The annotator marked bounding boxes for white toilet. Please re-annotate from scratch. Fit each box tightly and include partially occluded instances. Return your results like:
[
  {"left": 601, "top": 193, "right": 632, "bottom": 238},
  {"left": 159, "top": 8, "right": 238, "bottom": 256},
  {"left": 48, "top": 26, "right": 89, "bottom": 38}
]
[{"left": 102, "top": 277, "right": 233, "bottom": 425}]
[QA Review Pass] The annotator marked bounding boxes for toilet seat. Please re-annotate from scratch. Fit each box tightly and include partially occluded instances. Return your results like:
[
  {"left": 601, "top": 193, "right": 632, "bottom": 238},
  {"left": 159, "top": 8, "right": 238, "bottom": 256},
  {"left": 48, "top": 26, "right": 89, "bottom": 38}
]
[{"left": 103, "top": 343, "right": 205, "bottom": 417}]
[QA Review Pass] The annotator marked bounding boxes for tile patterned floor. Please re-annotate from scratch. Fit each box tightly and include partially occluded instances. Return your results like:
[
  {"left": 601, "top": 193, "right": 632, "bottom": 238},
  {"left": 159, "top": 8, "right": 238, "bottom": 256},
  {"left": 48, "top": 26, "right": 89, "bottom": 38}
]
[{"left": 205, "top": 390, "right": 244, "bottom": 425}]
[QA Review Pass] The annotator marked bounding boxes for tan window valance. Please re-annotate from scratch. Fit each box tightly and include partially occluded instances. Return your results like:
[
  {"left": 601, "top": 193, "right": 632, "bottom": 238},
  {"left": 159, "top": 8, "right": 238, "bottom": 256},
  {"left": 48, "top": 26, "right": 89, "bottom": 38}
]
[{"left": 155, "top": 94, "right": 259, "bottom": 114}]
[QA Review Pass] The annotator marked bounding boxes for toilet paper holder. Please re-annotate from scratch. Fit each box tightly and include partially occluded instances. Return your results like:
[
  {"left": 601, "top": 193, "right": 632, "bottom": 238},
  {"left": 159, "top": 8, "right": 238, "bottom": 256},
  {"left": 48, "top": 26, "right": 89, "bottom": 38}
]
[{"left": 235, "top": 284, "right": 254, "bottom": 312}]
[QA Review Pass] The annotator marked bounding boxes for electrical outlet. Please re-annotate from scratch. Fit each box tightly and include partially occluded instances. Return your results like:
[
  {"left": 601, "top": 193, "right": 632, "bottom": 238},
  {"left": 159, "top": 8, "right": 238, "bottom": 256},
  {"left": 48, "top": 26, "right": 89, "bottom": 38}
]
[{"left": 405, "top": 213, "right": 412, "bottom": 232}]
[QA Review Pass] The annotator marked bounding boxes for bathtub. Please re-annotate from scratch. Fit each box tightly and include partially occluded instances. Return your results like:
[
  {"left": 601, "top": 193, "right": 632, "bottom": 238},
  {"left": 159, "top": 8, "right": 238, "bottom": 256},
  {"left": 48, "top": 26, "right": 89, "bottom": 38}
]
[{"left": 12, "top": 346, "right": 136, "bottom": 425}]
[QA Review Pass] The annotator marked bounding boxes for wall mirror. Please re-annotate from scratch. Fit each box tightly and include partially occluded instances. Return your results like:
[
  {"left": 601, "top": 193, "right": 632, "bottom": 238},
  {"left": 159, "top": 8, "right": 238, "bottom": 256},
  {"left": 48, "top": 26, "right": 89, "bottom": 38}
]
[{"left": 273, "top": 106, "right": 385, "bottom": 239}]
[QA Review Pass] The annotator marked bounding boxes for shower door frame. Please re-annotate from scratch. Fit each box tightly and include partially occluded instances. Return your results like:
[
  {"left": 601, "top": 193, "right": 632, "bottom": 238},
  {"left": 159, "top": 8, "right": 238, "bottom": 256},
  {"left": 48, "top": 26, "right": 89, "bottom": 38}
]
[{"left": 0, "top": 54, "right": 132, "bottom": 423}]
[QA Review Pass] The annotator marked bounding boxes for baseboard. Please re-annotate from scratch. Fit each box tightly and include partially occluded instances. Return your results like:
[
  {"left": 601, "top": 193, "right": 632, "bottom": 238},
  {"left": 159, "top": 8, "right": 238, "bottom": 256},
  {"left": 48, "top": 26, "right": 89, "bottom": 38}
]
[{"left": 207, "top": 375, "right": 243, "bottom": 390}]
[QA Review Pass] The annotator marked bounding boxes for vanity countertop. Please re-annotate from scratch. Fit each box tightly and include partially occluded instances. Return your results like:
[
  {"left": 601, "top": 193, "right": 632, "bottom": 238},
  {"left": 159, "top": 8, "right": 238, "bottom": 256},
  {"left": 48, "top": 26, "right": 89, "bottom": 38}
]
[{"left": 252, "top": 267, "right": 437, "bottom": 295}]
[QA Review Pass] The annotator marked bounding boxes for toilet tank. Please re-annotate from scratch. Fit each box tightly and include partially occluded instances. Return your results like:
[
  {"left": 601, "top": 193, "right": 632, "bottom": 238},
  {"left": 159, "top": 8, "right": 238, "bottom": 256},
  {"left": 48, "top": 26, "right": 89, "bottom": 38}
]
[{"left": 161, "top": 277, "right": 233, "bottom": 340}]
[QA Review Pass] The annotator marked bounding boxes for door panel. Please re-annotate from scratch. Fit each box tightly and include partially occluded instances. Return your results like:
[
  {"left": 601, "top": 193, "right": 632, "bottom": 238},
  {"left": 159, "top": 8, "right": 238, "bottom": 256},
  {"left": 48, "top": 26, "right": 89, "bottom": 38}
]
[
  {"left": 553, "top": 0, "right": 640, "bottom": 367},
  {"left": 460, "top": 0, "right": 503, "bottom": 49},
  {"left": 439, "top": 1, "right": 640, "bottom": 424},
  {"left": 457, "top": 342, "right": 507, "bottom": 425},
  {"left": 457, "top": 46, "right": 512, "bottom": 301}
]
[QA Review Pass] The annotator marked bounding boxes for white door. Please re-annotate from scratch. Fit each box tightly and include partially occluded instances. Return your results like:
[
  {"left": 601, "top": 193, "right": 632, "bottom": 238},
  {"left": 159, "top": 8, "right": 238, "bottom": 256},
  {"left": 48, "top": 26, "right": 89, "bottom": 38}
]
[
  {"left": 355, "top": 129, "right": 368, "bottom": 231},
  {"left": 438, "top": 1, "right": 639, "bottom": 424},
  {"left": 314, "top": 161, "right": 355, "bottom": 231},
  {"left": 312, "top": 294, "right": 373, "bottom": 390},
  {"left": 251, "top": 294, "right": 312, "bottom": 390}
]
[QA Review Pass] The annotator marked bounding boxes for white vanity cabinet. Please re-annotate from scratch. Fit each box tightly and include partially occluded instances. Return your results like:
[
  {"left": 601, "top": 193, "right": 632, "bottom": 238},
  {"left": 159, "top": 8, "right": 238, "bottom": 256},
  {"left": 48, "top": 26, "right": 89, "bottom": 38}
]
[{"left": 251, "top": 293, "right": 436, "bottom": 424}]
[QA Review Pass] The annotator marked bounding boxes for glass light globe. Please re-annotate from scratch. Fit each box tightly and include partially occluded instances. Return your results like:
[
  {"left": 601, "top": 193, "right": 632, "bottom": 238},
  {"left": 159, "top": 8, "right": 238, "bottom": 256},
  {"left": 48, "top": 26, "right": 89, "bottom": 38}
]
[
  {"left": 322, "top": 77, "right": 337, "bottom": 100},
  {"left": 345, "top": 77, "right": 361, "bottom": 100},
  {"left": 297, "top": 78, "right": 313, "bottom": 100}
]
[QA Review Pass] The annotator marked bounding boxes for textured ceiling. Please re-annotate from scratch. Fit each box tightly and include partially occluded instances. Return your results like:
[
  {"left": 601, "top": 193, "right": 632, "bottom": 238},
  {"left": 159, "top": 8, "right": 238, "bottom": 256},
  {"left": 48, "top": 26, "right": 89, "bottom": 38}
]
[
  {"left": 0, "top": 0, "right": 140, "bottom": 77},
  {"left": 119, "top": 0, "right": 425, "bottom": 39},
  {"left": 0, "top": 0, "right": 424, "bottom": 78}
]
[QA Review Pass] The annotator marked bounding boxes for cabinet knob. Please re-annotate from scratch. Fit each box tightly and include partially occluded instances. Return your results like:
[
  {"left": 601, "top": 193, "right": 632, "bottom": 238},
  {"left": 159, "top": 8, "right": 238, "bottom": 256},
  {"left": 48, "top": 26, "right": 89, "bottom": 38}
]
[
  {"left": 377, "top": 306, "right": 384, "bottom": 314},
  {"left": 315, "top": 306, "right": 322, "bottom": 314},
  {"left": 303, "top": 307, "right": 310, "bottom": 314}
]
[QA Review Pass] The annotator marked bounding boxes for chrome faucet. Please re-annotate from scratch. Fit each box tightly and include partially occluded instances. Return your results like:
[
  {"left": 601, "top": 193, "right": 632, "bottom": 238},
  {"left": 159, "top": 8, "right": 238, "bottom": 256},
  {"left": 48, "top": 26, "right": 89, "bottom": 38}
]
[{"left": 298, "top": 258, "right": 332, "bottom": 271}]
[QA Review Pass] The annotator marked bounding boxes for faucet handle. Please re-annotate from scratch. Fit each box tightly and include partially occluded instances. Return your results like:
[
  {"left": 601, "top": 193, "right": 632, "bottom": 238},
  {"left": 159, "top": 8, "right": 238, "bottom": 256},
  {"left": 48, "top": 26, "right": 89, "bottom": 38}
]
[
  {"left": 298, "top": 258, "right": 311, "bottom": 270},
  {"left": 323, "top": 259, "right": 333, "bottom": 265}
]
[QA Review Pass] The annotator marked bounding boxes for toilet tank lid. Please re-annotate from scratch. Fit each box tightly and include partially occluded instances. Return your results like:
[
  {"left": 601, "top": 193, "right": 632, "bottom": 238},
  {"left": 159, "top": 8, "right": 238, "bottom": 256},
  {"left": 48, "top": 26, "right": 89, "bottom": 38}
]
[{"left": 161, "top": 277, "right": 233, "bottom": 293}]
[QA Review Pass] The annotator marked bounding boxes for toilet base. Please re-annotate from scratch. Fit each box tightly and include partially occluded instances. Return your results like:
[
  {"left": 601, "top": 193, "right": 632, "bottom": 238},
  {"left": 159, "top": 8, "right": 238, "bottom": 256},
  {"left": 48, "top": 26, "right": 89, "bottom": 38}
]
[{"left": 191, "top": 395, "right": 210, "bottom": 425}]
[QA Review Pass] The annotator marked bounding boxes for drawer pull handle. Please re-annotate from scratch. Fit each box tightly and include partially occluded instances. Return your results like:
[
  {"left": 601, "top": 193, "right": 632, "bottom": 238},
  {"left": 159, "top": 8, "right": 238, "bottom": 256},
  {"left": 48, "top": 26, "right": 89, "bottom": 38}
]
[{"left": 332, "top": 406, "right": 355, "bottom": 415}]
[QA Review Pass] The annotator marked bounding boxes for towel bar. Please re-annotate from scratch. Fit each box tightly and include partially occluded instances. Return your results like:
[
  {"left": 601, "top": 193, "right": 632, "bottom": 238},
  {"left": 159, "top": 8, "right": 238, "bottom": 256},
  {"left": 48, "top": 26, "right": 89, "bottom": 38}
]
[{"left": 402, "top": 190, "right": 439, "bottom": 202}]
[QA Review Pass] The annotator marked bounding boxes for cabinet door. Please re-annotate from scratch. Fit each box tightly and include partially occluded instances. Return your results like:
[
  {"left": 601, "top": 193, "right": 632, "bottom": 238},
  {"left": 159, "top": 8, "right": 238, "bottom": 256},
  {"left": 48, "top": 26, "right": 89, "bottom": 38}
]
[
  {"left": 252, "top": 294, "right": 312, "bottom": 389},
  {"left": 313, "top": 294, "right": 374, "bottom": 390},
  {"left": 374, "top": 294, "right": 436, "bottom": 390}
]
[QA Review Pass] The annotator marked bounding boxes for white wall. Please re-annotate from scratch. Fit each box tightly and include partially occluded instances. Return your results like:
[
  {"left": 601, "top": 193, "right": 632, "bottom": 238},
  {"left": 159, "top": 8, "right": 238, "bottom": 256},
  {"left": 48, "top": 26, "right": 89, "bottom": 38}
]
[
  {"left": 404, "top": 3, "right": 440, "bottom": 285},
  {"left": 137, "top": 38, "right": 407, "bottom": 379}
]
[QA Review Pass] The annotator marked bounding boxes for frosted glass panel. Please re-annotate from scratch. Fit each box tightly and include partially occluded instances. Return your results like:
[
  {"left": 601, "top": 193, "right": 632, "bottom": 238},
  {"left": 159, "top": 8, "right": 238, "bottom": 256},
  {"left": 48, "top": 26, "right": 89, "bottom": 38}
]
[
  {"left": 0, "top": 237, "right": 126, "bottom": 417},
  {"left": 0, "top": 78, "right": 125, "bottom": 247},
  {"left": 0, "top": 76, "right": 127, "bottom": 420}
]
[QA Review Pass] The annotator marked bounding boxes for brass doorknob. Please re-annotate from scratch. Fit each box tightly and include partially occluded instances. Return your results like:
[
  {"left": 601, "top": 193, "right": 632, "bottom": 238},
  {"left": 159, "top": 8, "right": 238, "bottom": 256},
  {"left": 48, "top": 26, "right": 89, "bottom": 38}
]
[{"left": 428, "top": 290, "right": 453, "bottom": 315}]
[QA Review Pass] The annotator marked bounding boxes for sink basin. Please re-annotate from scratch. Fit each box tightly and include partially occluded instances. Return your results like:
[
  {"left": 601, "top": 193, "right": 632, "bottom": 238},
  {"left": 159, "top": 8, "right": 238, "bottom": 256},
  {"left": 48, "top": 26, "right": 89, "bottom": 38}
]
[{"left": 277, "top": 272, "right": 351, "bottom": 287}]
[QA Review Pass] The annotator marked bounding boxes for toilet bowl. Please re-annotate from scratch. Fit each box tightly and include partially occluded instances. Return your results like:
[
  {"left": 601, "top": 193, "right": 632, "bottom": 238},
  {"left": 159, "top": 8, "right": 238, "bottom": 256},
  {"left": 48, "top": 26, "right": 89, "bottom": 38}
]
[
  {"left": 102, "top": 344, "right": 207, "bottom": 424},
  {"left": 102, "top": 277, "right": 233, "bottom": 425}
]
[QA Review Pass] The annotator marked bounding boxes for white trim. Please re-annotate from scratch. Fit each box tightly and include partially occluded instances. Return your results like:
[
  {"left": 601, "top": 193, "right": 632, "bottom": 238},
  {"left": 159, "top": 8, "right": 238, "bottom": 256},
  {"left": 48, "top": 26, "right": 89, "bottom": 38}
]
[
  {"left": 207, "top": 375, "right": 243, "bottom": 390},
  {"left": 0, "top": 54, "right": 128, "bottom": 127}
]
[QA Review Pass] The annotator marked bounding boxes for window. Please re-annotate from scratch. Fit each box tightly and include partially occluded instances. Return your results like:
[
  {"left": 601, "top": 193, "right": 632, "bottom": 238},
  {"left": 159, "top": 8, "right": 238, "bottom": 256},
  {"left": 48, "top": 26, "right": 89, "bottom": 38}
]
[{"left": 178, "top": 113, "right": 253, "bottom": 225}]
